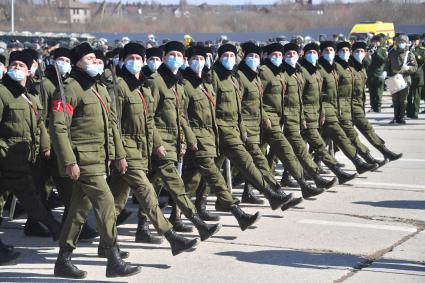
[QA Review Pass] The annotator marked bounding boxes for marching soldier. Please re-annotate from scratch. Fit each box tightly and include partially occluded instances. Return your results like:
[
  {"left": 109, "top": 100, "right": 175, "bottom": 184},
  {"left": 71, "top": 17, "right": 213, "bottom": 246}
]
[
  {"left": 142, "top": 47, "right": 163, "bottom": 78},
  {"left": 386, "top": 34, "right": 418, "bottom": 124},
  {"left": 50, "top": 42, "right": 140, "bottom": 279},
  {"left": 407, "top": 34, "right": 425, "bottom": 119}
]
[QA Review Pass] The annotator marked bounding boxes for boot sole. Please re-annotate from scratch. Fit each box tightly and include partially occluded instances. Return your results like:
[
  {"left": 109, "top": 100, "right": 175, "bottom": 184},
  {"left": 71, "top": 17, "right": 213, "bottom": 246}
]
[
  {"left": 172, "top": 238, "right": 200, "bottom": 256},
  {"left": 135, "top": 238, "right": 164, "bottom": 244},
  {"left": 388, "top": 154, "right": 403, "bottom": 162},
  {"left": 371, "top": 159, "right": 389, "bottom": 171},
  {"left": 54, "top": 270, "right": 87, "bottom": 279},
  {"left": 281, "top": 197, "right": 303, "bottom": 211},
  {"left": 106, "top": 266, "right": 141, "bottom": 278},
  {"left": 240, "top": 212, "right": 261, "bottom": 231},
  {"left": 357, "top": 163, "right": 379, "bottom": 175},
  {"left": 316, "top": 178, "right": 338, "bottom": 190},
  {"left": 338, "top": 173, "right": 358, "bottom": 185}
]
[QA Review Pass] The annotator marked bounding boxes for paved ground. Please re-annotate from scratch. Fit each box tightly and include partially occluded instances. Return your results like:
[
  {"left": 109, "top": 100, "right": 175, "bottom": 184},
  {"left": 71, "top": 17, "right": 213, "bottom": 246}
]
[{"left": 1, "top": 94, "right": 425, "bottom": 283}]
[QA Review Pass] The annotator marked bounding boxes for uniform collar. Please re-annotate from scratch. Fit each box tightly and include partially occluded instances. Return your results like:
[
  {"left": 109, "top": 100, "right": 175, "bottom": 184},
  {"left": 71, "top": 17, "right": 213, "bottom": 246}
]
[
  {"left": 349, "top": 56, "right": 364, "bottom": 72},
  {"left": 263, "top": 58, "right": 282, "bottom": 76},
  {"left": 318, "top": 57, "right": 335, "bottom": 73},
  {"left": 213, "top": 61, "right": 233, "bottom": 80},
  {"left": 121, "top": 65, "right": 149, "bottom": 92},
  {"left": 183, "top": 67, "right": 203, "bottom": 89},
  {"left": 238, "top": 60, "right": 258, "bottom": 82},
  {"left": 26, "top": 77, "right": 39, "bottom": 96},
  {"left": 299, "top": 58, "right": 318, "bottom": 75},
  {"left": 69, "top": 67, "right": 98, "bottom": 91},
  {"left": 44, "top": 64, "right": 60, "bottom": 88},
  {"left": 282, "top": 61, "right": 298, "bottom": 76},
  {"left": 2, "top": 73, "right": 27, "bottom": 97},
  {"left": 157, "top": 63, "right": 182, "bottom": 88},
  {"left": 335, "top": 56, "right": 350, "bottom": 69}
]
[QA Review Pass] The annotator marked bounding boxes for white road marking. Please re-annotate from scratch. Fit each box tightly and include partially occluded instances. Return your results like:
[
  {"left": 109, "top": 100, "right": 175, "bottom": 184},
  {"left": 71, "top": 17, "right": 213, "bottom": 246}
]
[
  {"left": 299, "top": 219, "right": 417, "bottom": 233},
  {"left": 353, "top": 182, "right": 425, "bottom": 190}
]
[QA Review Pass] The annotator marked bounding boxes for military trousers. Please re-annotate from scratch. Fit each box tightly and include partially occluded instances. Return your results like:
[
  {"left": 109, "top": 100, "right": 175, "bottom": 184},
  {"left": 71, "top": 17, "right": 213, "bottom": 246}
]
[
  {"left": 59, "top": 174, "right": 116, "bottom": 249},
  {"left": 302, "top": 127, "right": 338, "bottom": 167},
  {"left": 407, "top": 84, "right": 423, "bottom": 118},
  {"left": 353, "top": 111, "right": 385, "bottom": 151},
  {"left": 322, "top": 121, "right": 358, "bottom": 162},
  {"left": 110, "top": 168, "right": 172, "bottom": 235},
  {"left": 262, "top": 124, "right": 303, "bottom": 180},
  {"left": 368, "top": 77, "right": 385, "bottom": 112},
  {"left": 392, "top": 87, "right": 409, "bottom": 120},
  {"left": 182, "top": 157, "right": 239, "bottom": 211},
  {"left": 339, "top": 119, "right": 370, "bottom": 156},
  {"left": 244, "top": 143, "right": 279, "bottom": 188},
  {"left": 151, "top": 157, "right": 197, "bottom": 218}
]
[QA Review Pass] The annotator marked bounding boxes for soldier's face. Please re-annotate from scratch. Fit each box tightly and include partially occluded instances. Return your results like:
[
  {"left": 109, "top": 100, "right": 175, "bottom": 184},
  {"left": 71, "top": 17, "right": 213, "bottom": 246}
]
[
  {"left": 164, "top": 51, "right": 183, "bottom": 62},
  {"left": 77, "top": 53, "right": 96, "bottom": 69},
  {"left": 268, "top": 51, "right": 283, "bottom": 59},
  {"left": 339, "top": 47, "right": 350, "bottom": 55},
  {"left": 8, "top": 61, "right": 29, "bottom": 76},
  {"left": 56, "top": 56, "right": 71, "bottom": 64},
  {"left": 322, "top": 47, "right": 335, "bottom": 55},
  {"left": 220, "top": 52, "right": 235, "bottom": 61},
  {"left": 285, "top": 50, "right": 298, "bottom": 59},
  {"left": 125, "top": 54, "right": 144, "bottom": 63}
]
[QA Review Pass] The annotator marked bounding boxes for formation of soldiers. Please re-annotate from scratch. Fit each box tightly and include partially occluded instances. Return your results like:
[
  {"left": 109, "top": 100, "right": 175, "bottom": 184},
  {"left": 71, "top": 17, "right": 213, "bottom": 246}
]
[{"left": 1, "top": 32, "right": 417, "bottom": 278}]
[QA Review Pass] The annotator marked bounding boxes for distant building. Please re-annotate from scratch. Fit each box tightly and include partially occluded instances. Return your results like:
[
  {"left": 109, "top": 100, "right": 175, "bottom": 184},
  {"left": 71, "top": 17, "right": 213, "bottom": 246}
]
[{"left": 57, "top": 0, "right": 91, "bottom": 24}]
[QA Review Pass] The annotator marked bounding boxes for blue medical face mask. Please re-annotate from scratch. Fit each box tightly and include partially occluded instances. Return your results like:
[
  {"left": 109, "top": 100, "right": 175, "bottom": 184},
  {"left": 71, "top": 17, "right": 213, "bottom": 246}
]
[
  {"left": 305, "top": 53, "right": 318, "bottom": 65},
  {"left": 30, "top": 66, "right": 38, "bottom": 77},
  {"left": 84, "top": 64, "right": 99, "bottom": 77},
  {"left": 284, "top": 56, "right": 298, "bottom": 67},
  {"left": 398, "top": 43, "right": 406, "bottom": 50},
  {"left": 338, "top": 51, "right": 350, "bottom": 62},
  {"left": 220, "top": 56, "right": 236, "bottom": 70},
  {"left": 245, "top": 56, "right": 260, "bottom": 71},
  {"left": 205, "top": 57, "right": 212, "bottom": 69},
  {"left": 56, "top": 60, "right": 71, "bottom": 76},
  {"left": 125, "top": 59, "right": 143, "bottom": 75},
  {"left": 0, "top": 69, "right": 4, "bottom": 78},
  {"left": 190, "top": 59, "right": 205, "bottom": 74},
  {"left": 147, "top": 59, "right": 161, "bottom": 72},
  {"left": 353, "top": 52, "right": 365, "bottom": 63},
  {"left": 7, "top": 68, "right": 26, "bottom": 81},
  {"left": 270, "top": 56, "right": 282, "bottom": 67},
  {"left": 97, "top": 64, "right": 104, "bottom": 75},
  {"left": 180, "top": 61, "right": 189, "bottom": 70},
  {"left": 165, "top": 55, "right": 183, "bottom": 72},
  {"left": 323, "top": 53, "right": 335, "bottom": 63}
]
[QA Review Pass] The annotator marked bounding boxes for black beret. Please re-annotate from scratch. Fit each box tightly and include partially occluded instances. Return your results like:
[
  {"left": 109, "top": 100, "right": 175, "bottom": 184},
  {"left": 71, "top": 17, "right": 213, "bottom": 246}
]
[
  {"left": 105, "top": 51, "right": 114, "bottom": 60},
  {"left": 263, "top": 43, "right": 284, "bottom": 54},
  {"left": 352, "top": 41, "right": 367, "bottom": 51},
  {"left": 94, "top": 49, "right": 105, "bottom": 62},
  {"left": 204, "top": 46, "right": 213, "bottom": 54},
  {"left": 122, "top": 42, "right": 146, "bottom": 60},
  {"left": 336, "top": 41, "right": 351, "bottom": 52},
  {"left": 23, "top": 48, "right": 39, "bottom": 62},
  {"left": 9, "top": 50, "right": 33, "bottom": 69},
  {"left": 70, "top": 42, "right": 95, "bottom": 65},
  {"left": 112, "top": 47, "right": 122, "bottom": 57},
  {"left": 163, "top": 41, "right": 185, "bottom": 55},
  {"left": 146, "top": 47, "right": 163, "bottom": 59},
  {"left": 303, "top": 42, "right": 320, "bottom": 53},
  {"left": 242, "top": 42, "right": 262, "bottom": 57},
  {"left": 320, "top": 41, "right": 336, "bottom": 52},
  {"left": 51, "top": 47, "right": 70, "bottom": 60},
  {"left": 409, "top": 34, "right": 420, "bottom": 41},
  {"left": 283, "top": 42, "right": 299, "bottom": 54},
  {"left": 185, "top": 46, "right": 207, "bottom": 59},
  {"left": 0, "top": 54, "right": 5, "bottom": 65},
  {"left": 217, "top": 43, "right": 237, "bottom": 58}
]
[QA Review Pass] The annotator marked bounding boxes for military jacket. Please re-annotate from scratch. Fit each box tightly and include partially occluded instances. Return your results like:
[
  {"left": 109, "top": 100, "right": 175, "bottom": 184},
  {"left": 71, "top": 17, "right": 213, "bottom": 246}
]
[
  {"left": 386, "top": 48, "right": 418, "bottom": 85},
  {"left": 350, "top": 57, "right": 368, "bottom": 119},
  {"left": 317, "top": 57, "right": 339, "bottom": 123},
  {"left": 282, "top": 62, "right": 305, "bottom": 132},
  {"left": 411, "top": 45, "right": 425, "bottom": 86},
  {"left": 335, "top": 57, "right": 355, "bottom": 122},
  {"left": 367, "top": 46, "right": 387, "bottom": 78}
]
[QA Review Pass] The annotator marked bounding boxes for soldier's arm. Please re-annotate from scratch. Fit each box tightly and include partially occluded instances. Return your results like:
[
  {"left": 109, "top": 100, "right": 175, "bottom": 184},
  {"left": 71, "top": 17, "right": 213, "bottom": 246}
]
[
  {"left": 181, "top": 89, "right": 197, "bottom": 148},
  {"left": 0, "top": 96, "right": 4, "bottom": 124},
  {"left": 49, "top": 87, "right": 77, "bottom": 169},
  {"left": 39, "top": 119, "right": 50, "bottom": 153},
  {"left": 402, "top": 53, "right": 418, "bottom": 75},
  {"left": 108, "top": 83, "right": 126, "bottom": 161}
]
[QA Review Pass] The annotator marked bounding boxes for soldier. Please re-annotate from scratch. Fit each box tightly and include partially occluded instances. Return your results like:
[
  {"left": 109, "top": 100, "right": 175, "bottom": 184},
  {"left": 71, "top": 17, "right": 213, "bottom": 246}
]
[
  {"left": 259, "top": 42, "right": 323, "bottom": 199},
  {"left": 318, "top": 41, "right": 378, "bottom": 174},
  {"left": 0, "top": 54, "right": 6, "bottom": 80},
  {"left": 407, "top": 34, "right": 425, "bottom": 119},
  {"left": 181, "top": 45, "right": 261, "bottom": 229},
  {"left": 334, "top": 41, "right": 387, "bottom": 167},
  {"left": 280, "top": 42, "right": 337, "bottom": 190},
  {"left": 50, "top": 42, "right": 140, "bottom": 279},
  {"left": 386, "top": 34, "right": 418, "bottom": 124},
  {"left": 298, "top": 42, "right": 358, "bottom": 184},
  {"left": 350, "top": 41, "right": 403, "bottom": 162},
  {"left": 0, "top": 50, "right": 61, "bottom": 242},
  {"left": 367, "top": 34, "right": 388, "bottom": 112},
  {"left": 149, "top": 41, "right": 221, "bottom": 239},
  {"left": 142, "top": 47, "right": 163, "bottom": 78},
  {"left": 235, "top": 42, "right": 302, "bottom": 207}
]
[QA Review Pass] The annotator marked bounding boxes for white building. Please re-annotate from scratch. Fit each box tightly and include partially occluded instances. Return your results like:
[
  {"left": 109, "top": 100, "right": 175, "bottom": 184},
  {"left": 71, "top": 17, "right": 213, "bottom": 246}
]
[{"left": 57, "top": 0, "right": 91, "bottom": 24}]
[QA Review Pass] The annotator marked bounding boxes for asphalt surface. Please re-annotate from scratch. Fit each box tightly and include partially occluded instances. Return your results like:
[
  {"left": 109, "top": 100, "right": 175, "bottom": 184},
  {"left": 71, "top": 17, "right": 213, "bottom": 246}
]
[{"left": 1, "top": 93, "right": 424, "bottom": 283}]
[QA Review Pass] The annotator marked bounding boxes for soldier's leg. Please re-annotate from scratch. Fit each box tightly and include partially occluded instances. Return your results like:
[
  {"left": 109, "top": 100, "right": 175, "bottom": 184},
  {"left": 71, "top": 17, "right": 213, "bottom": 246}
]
[
  {"left": 245, "top": 143, "right": 279, "bottom": 188},
  {"left": 339, "top": 120, "right": 370, "bottom": 156},
  {"left": 369, "top": 79, "right": 379, "bottom": 111},
  {"left": 392, "top": 91, "right": 400, "bottom": 121},
  {"left": 110, "top": 170, "right": 131, "bottom": 217},
  {"left": 407, "top": 85, "right": 415, "bottom": 117},
  {"left": 376, "top": 78, "right": 385, "bottom": 112},
  {"left": 284, "top": 130, "right": 319, "bottom": 176},
  {"left": 353, "top": 116, "right": 385, "bottom": 151},
  {"left": 181, "top": 158, "right": 202, "bottom": 199},
  {"left": 303, "top": 128, "right": 338, "bottom": 167}
]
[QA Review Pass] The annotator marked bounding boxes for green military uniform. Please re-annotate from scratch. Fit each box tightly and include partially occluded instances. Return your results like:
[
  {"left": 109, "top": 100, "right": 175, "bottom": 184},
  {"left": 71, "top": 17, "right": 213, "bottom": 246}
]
[
  {"left": 149, "top": 63, "right": 198, "bottom": 218},
  {"left": 258, "top": 60, "right": 304, "bottom": 181},
  {"left": 407, "top": 45, "right": 425, "bottom": 118},
  {"left": 50, "top": 68, "right": 123, "bottom": 249},
  {"left": 366, "top": 45, "right": 387, "bottom": 112},
  {"left": 0, "top": 73, "right": 59, "bottom": 236},
  {"left": 181, "top": 66, "right": 239, "bottom": 211},
  {"left": 386, "top": 46, "right": 418, "bottom": 122},
  {"left": 108, "top": 66, "right": 173, "bottom": 235}
]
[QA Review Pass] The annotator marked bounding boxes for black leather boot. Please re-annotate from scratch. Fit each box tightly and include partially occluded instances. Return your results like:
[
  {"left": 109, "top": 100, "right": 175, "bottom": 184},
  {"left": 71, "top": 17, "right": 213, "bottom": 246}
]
[
  {"left": 360, "top": 152, "right": 388, "bottom": 170},
  {"left": 329, "top": 164, "right": 358, "bottom": 185},
  {"left": 189, "top": 215, "right": 221, "bottom": 241},
  {"left": 312, "top": 172, "right": 337, "bottom": 189},
  {"left": 169, "top": 206, "right": 193, "bottom": 233},
  {"left": 41, "top": 213, "right": 62, "bottom": 241},
  {"left": 195, "top": 197, "right": 221, "bottom": 221},
  {"left": 280, "top": 170, "right": 299, "bottom": 188},
  {"left": 135, "top": 216, "right": 163, "bottom": 244},
  {"left": 379, "top": 145, "right": 403, "bottom": 161},
  {"left": 105, "top": 245, "right": 141, "bottom": 278},
  {"left": 353, "top": 155, "right": 379, "bottom": 174},
  {"left": 297, "top": 179, "right": 324, "bottom": 199},
  {"left": 24, "top": 218, "right": 51, "bottom": 238},
  {"left": 274, "top": 184, "right": 303, "bottom": 211},
  {"left": 263, "top": 186, "right": 294, "bottom": 210},
  {"left": 241, "top": 183, "right": 265, "bottom": 204},
  {"left": 54, "top": 247, "right": 87, "bottom": 279},
  {"left": 164, "top": 229, "right": 199, "bottom": 256},
  {"left": 116, "top": 209, "right": 133, "bottom": 227},
  {"left": 315, "top": 159, "right": 330, "bottom": 174},
  {"left": 230, "top": 206, "right": 261, "bottom": 231},
  {"left": 0, "top": 238, "right": 20, "bottom": 265},
  {"left": 98, "top": 241, "right": 129, "bottom": 259},
  {"left": 335, "top": 162, "right": 345, "bottom": 168},
  {"left": 78, "top": 223, "right": 99, "bottom": 241}
]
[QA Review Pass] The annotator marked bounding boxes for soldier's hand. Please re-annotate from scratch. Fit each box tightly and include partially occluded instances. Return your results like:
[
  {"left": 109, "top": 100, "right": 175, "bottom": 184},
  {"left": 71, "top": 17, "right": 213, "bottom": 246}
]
[
  {"left": 43, "top": 150, "right": 51, "bottom": 159},
  {"left": 320, "top": 116, "right": 325, "bottom": 126},
  {"left": 400, "top": 65, "right": 409, "bottom": 73},
  {"left": 263, "top": 119, "right": 272, "bottom": 129},
  {"left": 302, "top": 121, "right": 307, "bottom": 129},
  {"left": 155, "top": 145, "right": 167, "bottom": 157},
  {"left": 66, "top": 164, "right": 80, "bottom": 181},
  {"left": 114, "top": 159, "right": 128, "bottom": 174},
  {"left": 190, "top": 143, "right": 198, "bottom": 151},
  {"left": 241, "top": 132, "right": 248, "bottom": 142}
]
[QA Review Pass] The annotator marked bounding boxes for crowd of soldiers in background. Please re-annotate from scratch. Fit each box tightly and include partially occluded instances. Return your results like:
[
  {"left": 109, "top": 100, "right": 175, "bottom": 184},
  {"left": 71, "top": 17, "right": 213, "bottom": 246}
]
[{"left": 0, "top": 29, "right": 420, "bottom": 279}]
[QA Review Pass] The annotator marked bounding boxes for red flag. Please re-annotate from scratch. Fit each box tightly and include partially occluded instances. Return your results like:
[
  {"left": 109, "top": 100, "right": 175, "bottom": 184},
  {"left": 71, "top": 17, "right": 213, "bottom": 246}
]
[{"left": 52, "top": 100, "right": 73, "bottom": 117}]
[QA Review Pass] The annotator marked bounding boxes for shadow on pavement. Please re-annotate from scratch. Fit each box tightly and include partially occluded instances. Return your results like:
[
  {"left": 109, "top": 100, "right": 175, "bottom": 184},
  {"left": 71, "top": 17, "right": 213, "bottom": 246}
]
[
  {"left": 216, "top": 249, "right": 363, "bottom": 269},
  {"left": 353, "top": 200, "right": 425, "bottom": 210},
  {"left": 0, "top": 272, "right": 124, "bottom": 282},
  {"left": 370, "top": 258, "right": 425, "bottom": 274}
]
